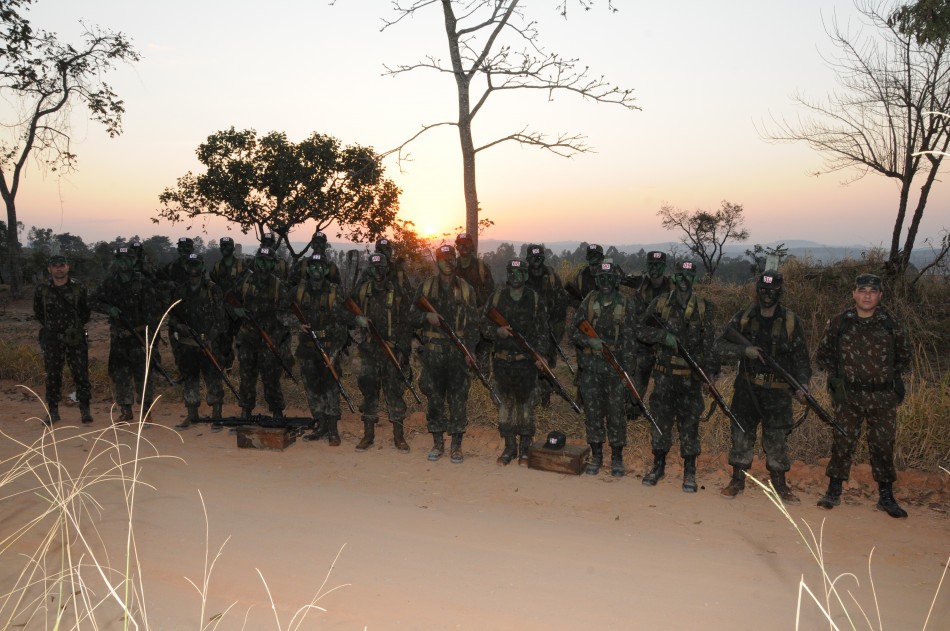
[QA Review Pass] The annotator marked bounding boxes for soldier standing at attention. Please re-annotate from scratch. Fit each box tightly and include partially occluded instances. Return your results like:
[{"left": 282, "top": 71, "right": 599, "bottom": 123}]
[
  {"left": 570, "top": 261, "right": 638, "bottom": 477},
  {"left": 631, "top": 251, "right": 674, "bottom": 390},
  {"left": 815, "top": 273, "right": 911, "bottom": 518},
  {"left": 168, "top": 253, "right": 228, "bottom": 429},
  {"left": 483, "top": 258, "right": 550, "bottom": 465},
  {"left": 210, "top": 236, "right": 246, "bottom": 369},
  {"left": 352, "top": 253, "right": 414, "bottom": 453},
  {"left": 524, "top": 243, "right": 567, "bottom": 405},
  {"left": 638, "top": 260, "right": 718, "bottom": 492},
  {"left": 412, "top": 244, "right": 478, "bottom": 463},
  {"left": 715, "top": 271, "right": 811, "bottom": 503},
  {"left": 92, "top": 247, "right": 162, "bottom": 422},
  {"left": 294, "top": 253, "right": 350, "bottom": 446},
  {"left": 290, "top": 230, "right": 342, "bottom": 286},
  {"left": 566, "top": 244, "right": 606, "bottom": 307},
  {"left": 260, "top": 231, "right": 290, "bottom": 281},
  {"left": 34, "top": 254, "right": 94, "bottom": 425}
]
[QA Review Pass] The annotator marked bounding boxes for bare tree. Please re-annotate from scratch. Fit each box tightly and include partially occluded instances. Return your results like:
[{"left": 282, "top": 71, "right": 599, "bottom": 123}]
[
  {"left": 764, "top": 0, "right": 950, "bottom": 278},
  {"left": 0, "top": 1, "right": 139, "bottom": 297},
  {"left": 658, "top": 200, "right": 749, "bottom": 280},
  {"left": 378, "top": 0, "right": 638, "bottom": 251}
]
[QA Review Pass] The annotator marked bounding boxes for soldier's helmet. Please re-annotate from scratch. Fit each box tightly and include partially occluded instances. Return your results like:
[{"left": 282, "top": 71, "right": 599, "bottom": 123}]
[
  {"left": 375, "top": 238, "right": 394, "bottom": 258},
  {"left": 435, "top": 244, "right": 457, "bottom": 261},
  {"left": 177, "top": 237, "right": 194, "bottom": 253},
  {"left": 526, "top": 244, "right": 545, "bottom": 263},
  {"left": 586, "top": 244, "right": 605, "bottom": 265}
]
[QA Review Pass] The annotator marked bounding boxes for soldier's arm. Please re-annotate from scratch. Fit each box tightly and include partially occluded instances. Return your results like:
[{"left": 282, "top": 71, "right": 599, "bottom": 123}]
[
  {"left": 790, "top": 315, "right": 813, "bottom": 384},
  {"left": 714, "top": 311, "right": 747, "bottom": 363},
  {"left": 33, "top": 286, "right": 45, "bottom": 326},
  {"left": 699, "top": 300, "right": 720, "bottom": 376},
  {"left": 636, "top": 297, "right": 667, "bottom": 347},
  {"left": 814, "top": 316, "right": 838, "bottom": 374}
]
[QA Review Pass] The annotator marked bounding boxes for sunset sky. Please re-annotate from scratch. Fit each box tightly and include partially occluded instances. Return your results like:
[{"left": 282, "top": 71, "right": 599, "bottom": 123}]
[{"left": 11, "top": 0, "right": 949, "bottom": 250}]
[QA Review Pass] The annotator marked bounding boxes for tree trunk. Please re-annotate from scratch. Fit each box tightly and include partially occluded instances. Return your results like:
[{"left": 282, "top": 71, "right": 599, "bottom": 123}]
[{"left": 3, "top": 195, "right": 22, "bottom": 298}]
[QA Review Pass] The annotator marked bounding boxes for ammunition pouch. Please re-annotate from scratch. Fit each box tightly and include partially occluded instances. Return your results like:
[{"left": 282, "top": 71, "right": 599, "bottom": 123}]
[
  {"left": 828, "top": 377, "right": 848, "bottom": 407},
  {"left": 63, "top": 327, "right": 85, "bottom": 347}
]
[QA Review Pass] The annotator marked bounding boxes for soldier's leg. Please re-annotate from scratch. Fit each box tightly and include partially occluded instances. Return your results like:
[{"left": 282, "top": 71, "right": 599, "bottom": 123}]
[
  {"left": 260, "top": 351, "right": 286, "bottom": 418},
  {"left": 446, "top": 358, "right": 472, "bottom": 464},
  {"left": 677, "top": 378, "right": 704, "bottom": 493},
  {"left": 381, "top": 360, "right": 410, "bottom": 453},
  {"left": 721, "top": 387, "right": 757, "bottom": 498},
  {"left": 866, "top": 406, "right": 898, "bottom": 485},
  {"left": 819, "top": 402, "right": 863, "bottom": 509},
  {"left": 420, "top": 355, "right": 447, "bottom": 460},
  {"left": 43, "top": 341, "right": 65, "bottom": 422},
  {"left": 175, "top": 346, "right": 202, "bottom": 429},
  {"left": 356, "top": 353, "right": 381, "bottom": 449},
  {"left": 237, "top": 337, "right": 259, "bottom": 417},
  {"left": 605, "top": 377, "right": 627, "bottom": 477}
]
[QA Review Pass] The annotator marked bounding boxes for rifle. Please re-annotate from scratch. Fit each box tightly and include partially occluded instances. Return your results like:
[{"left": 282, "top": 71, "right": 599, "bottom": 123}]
[
  {"left": 575, "top": 318, "right": 661, "bottom": 434},
  {"left": 342, "top": 297, "right": 422, "bottom": 404},
  {"left": 416, "top": 294, "right": 501, "bottom": 406},
  {"left": 485, "top": 307, "right": 581, "bottom": 414},
  {"left": 290, "top": 301, "right": 357, "bottom": 413},
  {"left": 175, "top": 319, "right": 246, "bottom": 406},
  {"left": 550, "top": 331, "right": 576, "bottom": 375},
  {"left": 564, "top": 282, "right": 585, "bottom": 302},
  {"left": 225, "top": 293, "right": 299, "bottom": 384},
  {"left": 723, "top": 326, "right": 847, "bottom": 437},
  {"left": 105, "top": 304, "right": 179, "bottom": 386},
  {"left": 192, "top": 415, "right": 315, "bottom": 433},
  {"left": 648, "top": 314, "right": 746, "bottom": 434}
]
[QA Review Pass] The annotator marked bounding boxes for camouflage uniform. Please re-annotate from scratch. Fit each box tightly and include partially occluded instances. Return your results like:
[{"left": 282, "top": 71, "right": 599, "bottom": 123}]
[
  {"left": 292, "top": 254, "right": 351, "bottom": 444},
  {"left": 638, "top": 261, "right": 718, "bottom": 491},
  {"left": 716, "top": 281, "right": 811, "bottom": 501},
  {"left": 455, "top": 233, "right": 495, "bottom": 375},
  {"left": 352, "top": 253, "right": 414, "bottom": 452},
  {"left": 288, "top": 231, "right": 343, "bottom": 286},
  {"left": 565, "top": 244, "right": 604, "bottom": 308},
  {"left": 412, "top": 245, "right": 479, "bottom": 462},
  {"left": 570, "top": 261, "right": 639, "bottom": 475},
  {"left": 168, "top": 254, "right": 228, "bottom": 425},
  {"left": 525, "top": 243, "right": 568, "bottom": 376},
  {"left": 33, "top": 257, "right": 92, "bottom": 423},
  {"left": 234, "top": 249, "right": 293, "bottom": 417},
  {"left": 632, "top": 252, "right": 674, "bottom": 391},
  {"left": 209, "top": 236, "right": 246, "bottom": 368},
  {"left": 355, "top": 238, "right": 415, "bottom": 298},
  {"left": 92, "top": 248, "right": 163, "bottom": 421},
  {"left": 260, "top": 232, "right": 290, "bottom": 281},
  {"left": 159, "top": 237, "right": 194, "bottom": 371},
  {"left": 483, "top": 259, "right": 550, "bottom": 464}
]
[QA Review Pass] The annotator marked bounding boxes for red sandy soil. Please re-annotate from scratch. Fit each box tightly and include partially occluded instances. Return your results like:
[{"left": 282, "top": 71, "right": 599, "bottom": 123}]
[{"left": 1, "top": 290, "right": 947, "bottom": 630}]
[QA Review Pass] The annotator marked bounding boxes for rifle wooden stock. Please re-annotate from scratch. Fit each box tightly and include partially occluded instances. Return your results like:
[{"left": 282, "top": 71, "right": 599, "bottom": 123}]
[
  {"left": 290, "top": 302, "right": 357, "bottom": 413},
  {"left": 485, "top": 307, "right": 581, "bottom": 414},
  {"left": 342, "top": 298, "right": 422, "bottom": 404},
  {"left": 575, "top": 318, "right": 662, "bottom": 435},
  {"left": 416, "top": 295, "right": 501, "bottom": 406},
  {"left": 225, "top": 293, "right": 298, "bottom": 384},
  {"left": 724, "top": 326, "right": 846, "bottom": 437},
  {"left": 648, "top": 314, "right": 745, "bottom": 433}
]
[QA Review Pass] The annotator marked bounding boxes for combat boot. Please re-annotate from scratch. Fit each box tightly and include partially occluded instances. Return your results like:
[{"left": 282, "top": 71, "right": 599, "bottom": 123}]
[
  {"left": 79, "top": 402, "right": 93, "bottom": 424},
  {"left": 497, "top": 435, "right": 517, "bottom": 466},
  {"left": 210, "top": 404, "right": 223, "bottom": 432},
  {"left": 241, "top": 407, "right": 254, "bottom": 420},
  {"left": 326, "top": 419, "right": 341, "bottom": 447},
  {"left": 876, "top": 482, "right": 908, "bottom": 518},
  {"left": 817, "top": 477, "right": 844, "bottom": 509},
  {"left": 176, "top": 405, "right": 199, "bottom": 430},
  {"left": 47, "top": 403, "right": 60, "bottom": 426},
  {"left": 118, "top": 404, "right": 134, "bottom": 422},
  {"left": 427, "top": 432, "right": 445, "bottom": 461},
  {"left": 610, "top": 444, "right": 625, "bottom": 478},
  {"left": 518, "top": 435, "right": 533, "bottom": 465},
  {"left": 641, "top": 450, "right": 667, "bottom": 486},
  {"left": 270, "top": 407, "right": 285, "bottom": 420},
  {"left": 682, "top": 455, "right": 698, "bottom": 493},
  {"left": 392, "top": 421, "right": 410, "bottom": 453},
  {"left": 720, "top": 466, "right": 746, "bottom": 499},
  {"left": 356, "top": 420, "right": 376, "bottom": 451},
  {"left": 770, "top": 470, "right": 800, "bottom": 504},
  {"left": 450, "top": 433, "right": 464, "bottom": 464},
  {"left": 585, "top": 443, "right": 603, "bottom": 475},
  {"left": 303, "top": 419, "right": 327, "bottom": 442}
]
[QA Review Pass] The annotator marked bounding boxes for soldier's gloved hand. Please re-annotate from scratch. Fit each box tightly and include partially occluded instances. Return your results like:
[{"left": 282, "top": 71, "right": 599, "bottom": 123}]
[
  {"left": 894, "top": 376, "right": 906, "bottom": 404},
  {"left": 496, "top": 326, "right": 511, "bottom": 339},
  {"left": 587, "top": 337, "right": 603, "bottom": 351},
  {"left": 425, "top": 312, "right": 441, "bottom": 327},
  {"left": 107, "top": 306, "right": 121, "bottom": 319},
  {"left": 232, "top": 307, "right": 247, "bottom": 319},
  {"left": 743, "top": 345, "right": 764, "bottom": 362},
  {"left": 794, "top": 389, "right": 807, "bottom": 404},
  {"left": 355, "top": 315, "right": 369, "bottom": 328},
  {"left": 663, "top": 333, "right": 677, "bottom": 349}
]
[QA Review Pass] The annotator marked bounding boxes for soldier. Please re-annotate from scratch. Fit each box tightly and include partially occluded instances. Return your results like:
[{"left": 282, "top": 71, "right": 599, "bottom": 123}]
[
  {"left": 260, "top": 231, "right": 290, "bottom": 281},
  {"left": 412, "top": 244, "right": 479, "bottom": 463},
  {"left": 815, "top": 273, "right": 911, "bottom": 518},
  {"left": 638, "top": 260, "right": 718, "bottom": 492},
  {"left": 715, "top": 271, "right": 811, "bottom": 503},
  {"left": 352, "top": 253, "right": 414, "bottom": 453},
  {"left": 483, "top": 258, "right": 550, "bottom": 465},
  {"left": 209, "top": 236, "right": 246, "bottom": 369},
  {"left": 168, "top": 253, "right": 228, "bottom": 429},
  {"left": 293, "top": 253, "right": 350, "bottom": 446},
  {"left": 232, "top": 247, "right": 292, "bottom": 419},
  {"left": 92, "top": 247, "right": 162, "bottom": 422},
  {"left": 159, "top": 237, "right": 195, "bottom": 371},
  {"left": 566, "top": 244, "right": 606, "bottom": 307},
  {"left": 524, "top": 243, "right": 568, "bottom": 385},
  {"left": 356, "top": 237, "right": 414, "bottom": 297},
  {"left": 289, "top": 230, "right": 342, "bottom": 286},
  {"left": 454, "top": 232, "right": 494, "bottom": 307},
  {"left": 570, "top": 261, "right": 639, "bottom": 476},
  {"left": 129, "top": 239, "right": 158, "bottom": 279},
  {"left": 631, "top": 251, "right": 674, "bottom": 390},
  {"left": 34, "top": 254, "right": 93, "bottom": 425}
]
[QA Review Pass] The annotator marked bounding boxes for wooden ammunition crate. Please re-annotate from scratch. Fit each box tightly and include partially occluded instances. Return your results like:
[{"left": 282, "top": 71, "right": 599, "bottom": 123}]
[
  {"left": 236, "top": 426, "right": 296, "bottom": 451},
  {"left": 527, "top": 441, "right": 590, "bottom": 475}
]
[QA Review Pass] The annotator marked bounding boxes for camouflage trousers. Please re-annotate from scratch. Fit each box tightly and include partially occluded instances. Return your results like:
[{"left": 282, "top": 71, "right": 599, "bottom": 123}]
[
  {"left": 728, "top": 378, "right": 793, "bottom": 473},
  {"left": 42, "top": 337, "right": 92, "bottom": 406},
  {"left": 419, "top": 347, "right": 471, "bottom": 434},
  {"left": 108, "top": 329, "right": 154, "bottom": 408},
  {"left": 648, "top": 371, "right": 703, "bottom": 457},
  {"left": 826, "top": 397, "right": 898, "bottom": 484},
  {"left": 176, "top": 343, "right": 224, "bottom": 407},
  {"left": 300, "top": 356, "right": 342, "bottom": 422},
  {"left": 357, "top": 349, "right": 407, "bottom": 424},
  {"left": 492, "top": 358, "right": 539, "bottom": 437},
  {"left": 576, "top": 354, "right": 626, "bottom": 446},
  {"left": 237, "top": 333, "right": 289, "bottom": 413}
]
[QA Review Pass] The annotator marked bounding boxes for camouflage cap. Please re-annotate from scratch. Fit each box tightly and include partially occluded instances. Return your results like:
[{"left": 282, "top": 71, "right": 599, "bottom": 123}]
[
  {"left": 596, "top": 261, "right": 618, "bottom": 276},
  {"left": 48, "top": 254, "right": 67, "bottom": 265},
  {"left": 256, "top": 246, "right": 276, "bottom": 260},
  {"left": 854, "top": 273, "right": 882, "bottom": 289},
  {"left": 261, "top": 232, "right": 276, "bottom": 245},
  {"left": 757, "top": 269, "right": 783, "bottom": 288},
  {"left": 185, "top": 253, "right": 203, "bottom": 267},
  {"left": 436, "top": 244, "right": 457, "bottom": 260},
  {"left": 587, "top": 244, "right": 605, "bottom": 258},
  {"left": 370, "top": 253, "right": 389, "bottom": 267},
  {"left": 115, "top": 246, "right": 133, "bottom": 259},
  {"left": 647, "top": 251, "right": 667, "bottom": 262},
  {"left": 177, "top": 237, "right": 194, "bottom": 248},
  {"left": 311, "top": 230, "right": 327, "bottom": 244},
  {"left": 545, "top": 431, "right": 566, "bottom": 451},
  {"left": 507, "top": 258, "right": 528, "bottom": 271},
  {"left": 219, "top": 236, "right": 234, "bottom": 246},
  {"left": 455, "top": 232, "right": 474, "bottom": 245},
  {"left": 678, "top": 260, "right": 698, "bottom": 275},
  {"left": 526, "top": 244, "right": 544, "bottom": 258}
]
